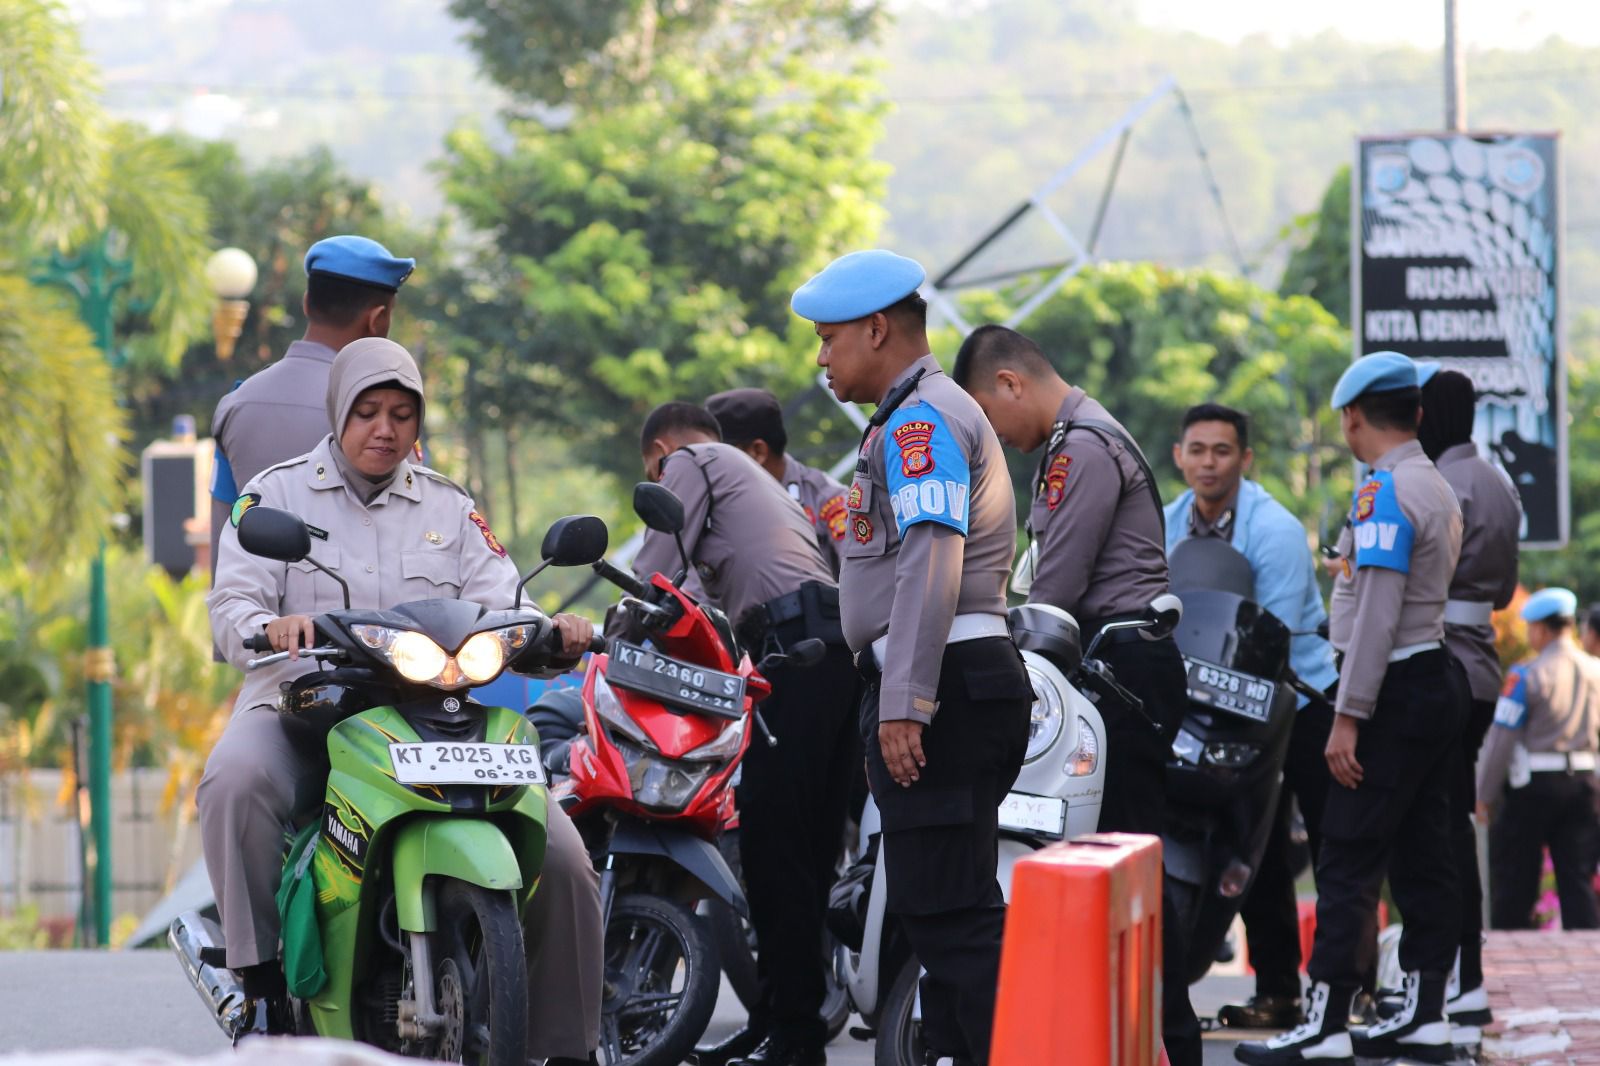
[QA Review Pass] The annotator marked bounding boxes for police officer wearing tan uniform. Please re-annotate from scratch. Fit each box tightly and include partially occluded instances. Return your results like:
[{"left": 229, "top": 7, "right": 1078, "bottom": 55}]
[
  {"left": 792, "top": 251, "right": 1031, "bottom": 1066},
  {"left": 1415, "top": 361, "right": 1521, "bottom": 1023},
  {"left": 209, "top": 236, "right": 413, "bottom": 580},
  {"left": 705, "top": 388, "right": 851, "bottom": 577},
  {"left": 203, "top": 338, "right": 604, "bottom": 1064},
  {"left": 950, "top": 324, "right": 1199, "bottom": 1066},
  {"left": 633, "top": 404, "right": 859, "bottom": 1066},
  {"left": 1478, "top": 588, "right": 1600, "bottom": 931},
  {"left": 1239, "top": 352, "right": 1466, "bottom": 1066}
]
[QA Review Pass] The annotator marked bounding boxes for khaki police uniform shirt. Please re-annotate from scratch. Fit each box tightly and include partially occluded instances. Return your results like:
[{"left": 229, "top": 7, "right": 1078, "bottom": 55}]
[
  {"left": 208, "top": 435, "right": 520, "bottom": 717},
  {"left": 1436, "top": 443, "right": 1522, "bottom": 703},
  {"left": 841, "top": 355, "right": 1014, "bottom": 725},
  {"left": 209, "top": 340, "right": 339, "bottom": 573},
  {"left": 1328, "top": 440, "right": 1463, "bottom": 719},
  {"left": 1026, "top": 389, "right": 1168, "bottom": 622},
  {"left": 633, "top": 442, "right": 834, "bottom": 625},
  {"left": 783, "top": 454, "right": 850, "bottom": 578},
  {"left": 1477, "top": 639, "right": 1600, "bottom": 799}
]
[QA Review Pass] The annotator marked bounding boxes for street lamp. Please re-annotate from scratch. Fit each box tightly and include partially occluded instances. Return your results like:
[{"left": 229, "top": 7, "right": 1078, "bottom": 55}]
[{"left": 205, "top": 247, "right": 257, "bottom": 360}]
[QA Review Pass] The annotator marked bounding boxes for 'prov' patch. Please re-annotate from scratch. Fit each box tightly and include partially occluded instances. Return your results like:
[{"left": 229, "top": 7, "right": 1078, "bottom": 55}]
[
  {"left": 1348, "top": 470, "right": 1413, "bottom": 573},
  {"left": 1044, "top": 454, "right": 1072, "bottom": 511},
  {"left": 469, "top": 510, "right": 507, "bottom": 557},
  {"left": 230, "top": 492, "right": 262, "bottom": 528},
  {"left": 1494, "top": 667, "right": 1528, "bottom": 728},
  {"left": 884, "top": 403, "right": 970, "bottom": 536}
]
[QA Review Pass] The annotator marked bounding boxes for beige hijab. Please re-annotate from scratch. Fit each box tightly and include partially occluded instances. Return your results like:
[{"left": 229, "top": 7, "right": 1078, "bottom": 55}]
[{"left": 325, "top": 337, "right": 426, "bottom": 501}]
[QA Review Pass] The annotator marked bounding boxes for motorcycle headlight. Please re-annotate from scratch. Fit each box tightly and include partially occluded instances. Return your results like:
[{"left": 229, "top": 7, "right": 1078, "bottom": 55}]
[
  {"left": 1171, "top": 728, "right": 1204, "bottom": 765},
  {"left": 349, "top": 624, "right": 535, "bottom": 688},
  {"left": 390, "top": 631, "right": 448, "bottom": 682},
  {"left": 615, "top": 738, "right": 712, "bottom": 811},
  {"left": 457, "top": 631, "right": 506, "bottom": 683},
  {"left": 593, "top": 672, "right": 652, "bottom": 747},
  {"left": 1023, "top": 663, "right": 1065, "bottom": 763},
  {"left": 1064, "top": 715, "right": 1099, "bottom": 777},
  {"left": 1204, "top": 741, "right": 1260, "bottom": 769},
  {"left": 683, "top": 714, "right": 748, "bottom": 763}
]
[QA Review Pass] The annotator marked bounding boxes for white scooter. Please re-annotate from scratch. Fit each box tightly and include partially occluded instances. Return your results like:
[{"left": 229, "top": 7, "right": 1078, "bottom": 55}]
[{"left": 831, "top": 598, "right": 1181, "bottom": 1066}]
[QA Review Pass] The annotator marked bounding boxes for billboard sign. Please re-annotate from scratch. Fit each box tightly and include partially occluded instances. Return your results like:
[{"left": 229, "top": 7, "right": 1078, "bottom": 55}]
[{"left": 1353, "top": 132, "right": 1566, "bottom": 546}]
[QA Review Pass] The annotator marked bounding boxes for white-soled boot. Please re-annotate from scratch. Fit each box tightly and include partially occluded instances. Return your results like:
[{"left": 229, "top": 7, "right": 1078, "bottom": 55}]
[
  {"left": 1234, "top": 983, "right": 1354, "bottom": 1066},
  {"left": 1352, "top": 970, "right": 1453, "bottom": 1063}
]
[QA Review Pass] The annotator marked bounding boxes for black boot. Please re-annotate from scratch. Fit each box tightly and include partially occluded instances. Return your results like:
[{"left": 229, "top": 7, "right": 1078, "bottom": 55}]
[
  {"left": 231, "top": 961, "right": 293, "bottom": 1043},
  {"left": 1233, "top": 983, "right": 1354, "bottom": 1066},
  {"left": 1352, "top": 971, "right": 1452, "bottom": 1063},
  {"left": 1217, "top": 994, "right": 1303, "bottom": 1030},
  {"left": 695, "top": 1023, "right": 769, "bottom": 1066},
  {"left": 729, "top": 1033, "right": 826, "bottom": 1066}
]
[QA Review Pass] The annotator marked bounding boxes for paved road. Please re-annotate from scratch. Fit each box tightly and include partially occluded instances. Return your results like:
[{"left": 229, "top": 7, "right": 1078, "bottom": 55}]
[{"left": 0, "top": 950, "right": 1250, "bottom": 1063}]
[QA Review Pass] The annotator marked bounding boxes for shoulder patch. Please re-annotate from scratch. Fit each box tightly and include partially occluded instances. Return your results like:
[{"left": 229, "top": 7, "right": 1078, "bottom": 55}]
[
  {"left": 1493, "top": 666, "right": 1528, "bottom": 728},
  {"left": 884, "top": 402, "right": 970, "bottom": 536},
  {"left": 413, "top": 465, "right": 470, "bottom": 497},
  {"left": 468, "top": 510, "right": 507, "bottom": 557},
  {"left": 230, "top": 492, "right": 262, "bottom": 528},
  {"left": 1044, "top": 454, "right": 1072, "bottom": 511},
  {"left": 820, "top": 495, "right": 848, "bottom": 541},
  {"left": 1349, "top": 471, "right": 1414, "bottom": 573}
]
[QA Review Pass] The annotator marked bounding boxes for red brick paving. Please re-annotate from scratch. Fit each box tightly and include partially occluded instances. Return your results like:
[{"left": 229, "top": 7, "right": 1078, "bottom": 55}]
[{"left": 1483, "top": 930, "right": 1600, "bottom": 1064}]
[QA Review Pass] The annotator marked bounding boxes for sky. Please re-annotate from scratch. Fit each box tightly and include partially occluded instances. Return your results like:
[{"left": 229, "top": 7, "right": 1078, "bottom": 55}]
[{"left": 1132, "top": 0, "right": 1600, "bottom": 49}]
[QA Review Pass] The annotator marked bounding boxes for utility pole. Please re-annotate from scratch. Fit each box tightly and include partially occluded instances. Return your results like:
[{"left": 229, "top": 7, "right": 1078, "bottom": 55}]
[{"left": 1445, "top": 0, "right": 1467, "bottom": 132}]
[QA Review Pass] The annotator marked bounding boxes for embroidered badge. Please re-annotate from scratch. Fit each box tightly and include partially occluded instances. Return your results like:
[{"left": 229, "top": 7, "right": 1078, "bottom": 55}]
[
  {"left": 803, "top": 504, "right": 817, "bottom": 526},
  {"left": 1354, "top": 478, "right": 1381, "bottom": 521},
  {"left": 1045, "top": 454, "right": 1072, "bottom": 511},
  {"left": 820, "top": 496, "right": 848, "bottom": 541},
  {"left": 425, "top": 531, "right": 443, "bottom": 545},
  {"left": 230, "top": 492, "right": 261, "bottom": 528},
  {"left": 847, "top": 481, "right": 863, "bottom": 510},
  {"left": 853, "top": 515, "right": 874, "bottom": 544},
  {"left": 468, "top": 510, "right": 507, "bottom": 557},
  {"left": 893, "top": 420, "right": 937, "bottom": 479}
]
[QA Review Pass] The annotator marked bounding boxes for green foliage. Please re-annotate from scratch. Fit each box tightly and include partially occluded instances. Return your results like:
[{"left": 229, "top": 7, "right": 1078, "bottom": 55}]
[
  {"left": 440, "top": 41, "right": 889, "bottom": 477},
  {"left": 1279, "top": 166, "right": 1351, "bottom": 325},
  {"left": 966, "top": 262, "right": 1355, "bottom": 538},
  {"left": 0, "top": 905, "right": 51, "bottom": 951}
]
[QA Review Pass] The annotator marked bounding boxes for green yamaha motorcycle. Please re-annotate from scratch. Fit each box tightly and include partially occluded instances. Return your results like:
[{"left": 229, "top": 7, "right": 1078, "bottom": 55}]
[{"left": 172, "top": 506, "right": 608, "bottom": 1065}]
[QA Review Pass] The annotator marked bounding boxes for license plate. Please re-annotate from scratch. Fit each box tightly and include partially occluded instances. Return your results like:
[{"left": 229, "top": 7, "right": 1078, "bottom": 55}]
[
  {"left": 606, "top": 641, "right": 746, "bottom": 719},
  {"left": 1183, "top": 657, "right": 1276, "bottom": 722},
  {"left": 388, "top": 742, "right": 548, "bottom": 786},
  {"left": 998, "top": 792, "right": 1067, "bottom": 839}
]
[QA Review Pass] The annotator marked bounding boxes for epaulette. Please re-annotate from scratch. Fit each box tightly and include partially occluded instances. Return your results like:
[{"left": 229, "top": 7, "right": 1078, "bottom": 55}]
[
  {"left": 251, "top": 453, "right": 315, "bottom": 483},
  {"left": 412, "top": 464, "right": 470, "bottom": 497}
]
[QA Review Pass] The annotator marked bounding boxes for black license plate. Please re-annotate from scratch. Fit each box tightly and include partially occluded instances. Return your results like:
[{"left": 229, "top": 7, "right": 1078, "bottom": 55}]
[
  {"left": 607, "top": 641, "right": 746, "bottom": 719},
  {"left": 1183, "top": 657, "right": 1276, "bottom": 722}
]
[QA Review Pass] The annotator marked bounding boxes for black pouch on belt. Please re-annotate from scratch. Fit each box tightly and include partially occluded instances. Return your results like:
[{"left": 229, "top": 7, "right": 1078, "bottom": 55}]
[{"left": 798, "top": 581, "right": 846, "bottom": 646}]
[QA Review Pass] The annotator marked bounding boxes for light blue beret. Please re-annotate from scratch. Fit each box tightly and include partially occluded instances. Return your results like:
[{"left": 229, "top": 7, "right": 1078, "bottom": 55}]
[
  {"left": 1522, "top": 587, "right": 1578, "bottom": 623},
  {"left": 1415, "top": 361, "right": 1442, "bottom": 386},
  {"left": 304, "top": 235, "right": 415, "bottom": 292},
  {"left": 1330, "top": 351, "right": 1419, "bottom": 409},
  {"left": 791, "top": 250, "right": 926, "bottom": 323}
]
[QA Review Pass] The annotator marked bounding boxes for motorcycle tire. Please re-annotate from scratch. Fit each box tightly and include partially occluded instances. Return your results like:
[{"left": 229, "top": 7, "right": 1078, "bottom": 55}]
[
  {"left": 873, "top": 957, "right": 926, "bottom": 1066},
  {"left": 600, "top": 893, "right": 720, "bottom": 1066},
  {"left": 430, "top": 878, "right": 529, "bottom": 1066}
]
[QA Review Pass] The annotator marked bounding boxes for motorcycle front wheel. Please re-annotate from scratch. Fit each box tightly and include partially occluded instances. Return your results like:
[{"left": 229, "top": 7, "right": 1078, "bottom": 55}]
[
  {"left": 429, "top": 878, "right": 528, "bottom": 1066},
  {"left": 600, "top": 893, "right": 719, "bottom": 1066},
  {"left": 874, "top": 958, "right": 926, "bottom": 1066}
]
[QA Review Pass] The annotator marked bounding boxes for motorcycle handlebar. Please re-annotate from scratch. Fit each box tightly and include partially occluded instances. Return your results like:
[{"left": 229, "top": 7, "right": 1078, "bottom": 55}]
[
  {"left": 592, "top": 559, "right": 647, "bottom": 599},
  {"left": 243, "top": 632, "right": 273, "bottom": 652}
]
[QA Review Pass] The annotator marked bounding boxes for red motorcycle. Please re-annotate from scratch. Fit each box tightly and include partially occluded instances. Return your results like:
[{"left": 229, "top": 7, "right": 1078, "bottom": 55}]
[{"left": 553, "top": 482, "right": 820, "bottom": 1066}]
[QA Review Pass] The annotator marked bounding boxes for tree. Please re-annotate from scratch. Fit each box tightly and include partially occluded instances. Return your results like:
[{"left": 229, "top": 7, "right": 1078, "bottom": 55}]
[
  {"left": 439, "top": 7, "right": 889, "bottom": 479},
  {"left": 1279, "top": 166, "right": 1351, "bottom": 326}
]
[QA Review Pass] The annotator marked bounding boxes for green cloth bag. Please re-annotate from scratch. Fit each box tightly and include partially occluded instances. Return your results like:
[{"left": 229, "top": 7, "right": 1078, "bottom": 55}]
[{"left": 275, "top": 821, "right": 328, "bottom": 999}]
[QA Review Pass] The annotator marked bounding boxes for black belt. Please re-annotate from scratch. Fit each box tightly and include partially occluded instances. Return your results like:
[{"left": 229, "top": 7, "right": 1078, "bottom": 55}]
[{"left": 736, "top": 581, "right": 844, "bottom": 652}]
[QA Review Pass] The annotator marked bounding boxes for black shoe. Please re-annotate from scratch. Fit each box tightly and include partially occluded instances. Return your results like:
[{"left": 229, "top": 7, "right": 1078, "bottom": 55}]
[
  {"left": 1346, "top": 989, "right": 1378, "bottom": 1026},
  {"left": 729, "top": 1035, "right": 826, "bottom": 1066},
  {"left": 230, "top": 996, "right": 294, "bottom": 1043},
  {"left": 1217, "top": 994, "right": 1303, "bottom": 1030},
  {"left": 1351, "top": 971, "right": 1453, "bottom": 1064},
  {"left": 695, "top": 1024, "right": 768, "bottom": 1066},
  {"left": 1233, "top": 983, "right": 1353, "bottom": 1066}
]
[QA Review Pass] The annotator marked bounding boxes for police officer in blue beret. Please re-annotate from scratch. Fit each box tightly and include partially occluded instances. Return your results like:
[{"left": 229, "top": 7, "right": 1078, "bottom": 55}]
[
  {"left": 208, "top": 235, "right": 416, "bottom": 578},
  {"left": 1478, "top": 588, "right": 1600, "bottom": 931},
  {"left": 1238, "top": 352, "right": 1467, "bottom": 1066},
  {"left": 794, "top": 250, "right": 1032, "bottom": 1066}
]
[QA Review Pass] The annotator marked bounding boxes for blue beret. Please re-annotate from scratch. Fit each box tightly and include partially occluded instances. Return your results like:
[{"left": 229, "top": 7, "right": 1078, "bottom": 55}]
[
  {"left": 1522, "top": 587, "right": 1578, "bottom": 623},
  {"left": 1330, "top": 351, "right": 1419, "bottom": 409},
  {"left": 304, "top": 235, "right": 415, "bottom": 292},
  {"left": 791, "top": 250, "right": 926, "bottom": 323},
  {"left": 1415, "top": 360, "right": 1442, "bottom": 386}
]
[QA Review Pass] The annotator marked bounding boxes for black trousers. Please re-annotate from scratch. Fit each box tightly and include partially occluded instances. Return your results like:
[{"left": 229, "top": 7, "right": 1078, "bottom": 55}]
[
  {"left": 1307, "top": 650, "right": 1466, "bottom": 990},
  {"left": 737, "top": 632, "right": 863, "bottom": 1047},
  {"left": 1093, "top": 636, "right": 1201, "bottom": 1066},
  {"left": 861, "top": 637, "right": 1031, "bottom": 1066},
  {"left": 1488, "top": 771, "right": 1600, "bottom": 931},
  {"left": 1449, "top": 697, "right": 1496, "bottom": 987},
  {"left": 1239, "top": 701, "right": 1335, "bottom": 999}
]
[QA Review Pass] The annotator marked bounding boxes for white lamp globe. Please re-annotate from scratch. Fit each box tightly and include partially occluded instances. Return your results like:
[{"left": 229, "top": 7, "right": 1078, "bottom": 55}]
[{"left": 205, "top": 247, "right": 258, "bottom": 299}]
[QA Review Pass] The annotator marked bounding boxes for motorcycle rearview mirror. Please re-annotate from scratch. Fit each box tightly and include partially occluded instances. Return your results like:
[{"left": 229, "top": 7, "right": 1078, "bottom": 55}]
[
  {"left": 1141, "top": 593, "right": 1183, "bottom": 641},
  {"left": 236, "top": 506, "right": 351, "bottom": 609},
  {"left": 756, "top": 637, "right": 826, "bottom": 675},
  {"left": 516, "top": 515, "right": 610, "bottom": 608},
  {"left": 633, "top": 481, "right": 692, "bottom": 583}
]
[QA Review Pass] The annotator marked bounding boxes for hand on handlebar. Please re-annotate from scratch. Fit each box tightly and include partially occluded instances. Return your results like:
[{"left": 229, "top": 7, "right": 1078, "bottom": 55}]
[
  {"left": 265, "top": 614, "right": 317, "bottom": 660},
  {"left": 549, "top": 613, "right": 596, "bottom": 659}
]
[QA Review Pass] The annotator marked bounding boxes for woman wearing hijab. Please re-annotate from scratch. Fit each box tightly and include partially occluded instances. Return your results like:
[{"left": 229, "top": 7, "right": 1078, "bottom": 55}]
[{"left": 202, "top": 337, "right": 602, "bottom": 1063}]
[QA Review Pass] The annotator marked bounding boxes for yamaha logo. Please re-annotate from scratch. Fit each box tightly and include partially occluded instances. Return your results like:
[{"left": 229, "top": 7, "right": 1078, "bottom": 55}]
[{"left": 443, "top": 697, "right": 461, "bottom": 714}]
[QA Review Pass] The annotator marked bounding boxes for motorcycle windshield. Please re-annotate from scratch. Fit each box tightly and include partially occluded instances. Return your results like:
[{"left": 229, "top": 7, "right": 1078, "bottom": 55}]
[{"left": 1172, "top": 589, "right": 1291, "bottom": 680}]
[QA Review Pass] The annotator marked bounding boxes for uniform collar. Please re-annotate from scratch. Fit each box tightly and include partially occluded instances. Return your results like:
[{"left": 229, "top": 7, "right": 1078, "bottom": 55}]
[
  {"left": 781, "top": 453, "right": 805, "bottom": 486},
  {"left": 1055, "top": 387, "right": 1087, "bottom": 426},
  {"left": 304, "top": 436, "right": 423, "bottom": 503},
  {"left": 1188, "top": 486, "right": 1240, "bottom": 541},
  {"left": 1370, "top": 438, "right": 1425, "bottom": 472},
  {"left": 881, "top": 353, "right": 942, "bottom": 400},
  {"left": 1438, "top": 442, "right": 1478, "bottom": 466},
  {"left": 284, "top": 339, "right": 338, "bottom": 364}
]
